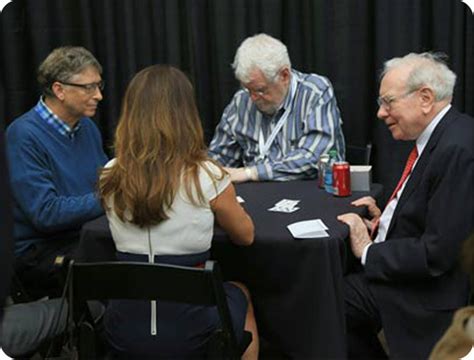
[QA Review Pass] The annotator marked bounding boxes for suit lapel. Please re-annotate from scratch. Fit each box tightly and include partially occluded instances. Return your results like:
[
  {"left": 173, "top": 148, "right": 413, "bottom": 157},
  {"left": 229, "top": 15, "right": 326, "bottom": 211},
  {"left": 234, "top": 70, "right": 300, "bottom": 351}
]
[{"left": 385, "top": 108, "right": 457, "bottom": 238}]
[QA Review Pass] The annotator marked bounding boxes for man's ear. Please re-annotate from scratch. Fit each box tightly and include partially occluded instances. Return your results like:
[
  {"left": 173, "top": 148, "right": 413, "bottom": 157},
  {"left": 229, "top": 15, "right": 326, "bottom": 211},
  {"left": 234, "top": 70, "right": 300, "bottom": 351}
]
[
  {"left": 51, "top": 82, "right": 65, "bottom": 101},
  {"left": 419, "top": 87, "right": 435, "bottom": 114},
  {"left": 279, "top": 67, "right": 291, "bottom": 84}
]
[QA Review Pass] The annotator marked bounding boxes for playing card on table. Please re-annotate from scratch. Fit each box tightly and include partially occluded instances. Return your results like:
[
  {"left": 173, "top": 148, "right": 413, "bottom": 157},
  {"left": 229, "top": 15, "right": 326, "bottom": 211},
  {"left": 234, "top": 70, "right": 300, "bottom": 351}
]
[
  {"left": 268, "top": 199, "right": 300, "bottom": 213},
  {"left": 287, "top": 219, "right": 330, "bottom": 239}
]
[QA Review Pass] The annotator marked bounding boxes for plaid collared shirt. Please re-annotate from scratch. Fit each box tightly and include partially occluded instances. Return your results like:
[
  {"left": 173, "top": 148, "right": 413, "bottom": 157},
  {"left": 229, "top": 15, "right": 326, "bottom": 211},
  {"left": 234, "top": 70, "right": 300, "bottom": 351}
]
[{"left": 34, "top": 97, "right": 81, "bottom": 139}]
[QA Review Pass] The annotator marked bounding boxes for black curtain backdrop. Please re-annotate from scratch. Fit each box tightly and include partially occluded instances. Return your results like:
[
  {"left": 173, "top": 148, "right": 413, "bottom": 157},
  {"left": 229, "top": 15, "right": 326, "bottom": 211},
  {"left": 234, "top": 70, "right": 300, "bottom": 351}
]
[
  {"left": 1, "top": 0, "right": 472, "bottom": 203},
  {"left": 0, "top": 117, "right": 13, "bottom": 320}
]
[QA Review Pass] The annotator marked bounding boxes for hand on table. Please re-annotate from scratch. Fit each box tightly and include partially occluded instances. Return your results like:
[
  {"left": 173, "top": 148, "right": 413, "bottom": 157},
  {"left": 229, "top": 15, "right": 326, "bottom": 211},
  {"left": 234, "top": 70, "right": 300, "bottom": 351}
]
[
  {"left": 337, "top": 213, "right": 372, "bottom": 258},
  {"left": 224, "top": 167, "right": 258, "bottom": 183},
  {"left": 351, "top": 196, "right": 381, "bottom": 231}
]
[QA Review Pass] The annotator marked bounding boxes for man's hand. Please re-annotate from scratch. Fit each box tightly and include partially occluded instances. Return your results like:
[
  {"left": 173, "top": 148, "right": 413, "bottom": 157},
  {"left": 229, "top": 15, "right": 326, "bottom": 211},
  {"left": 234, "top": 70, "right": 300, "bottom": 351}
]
[
  {"left": 224, "top": 167, "right": 258, "bottom": 183},
  {"left": 337, "top": 213, "right": 372, "bottom": 258},
  {"left": 351, "top": 196, "right": 381, "bottom": 231}
]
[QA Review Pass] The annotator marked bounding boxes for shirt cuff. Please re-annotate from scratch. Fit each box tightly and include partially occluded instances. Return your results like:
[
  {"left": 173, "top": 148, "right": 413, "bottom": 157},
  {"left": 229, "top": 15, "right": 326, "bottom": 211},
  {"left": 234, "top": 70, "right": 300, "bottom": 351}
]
[
  {"left": 361, "top": 243, "right": 372, "bottom": 266},
  {"left": 256, "top": 162, "right": 273, "bottom": 180}
]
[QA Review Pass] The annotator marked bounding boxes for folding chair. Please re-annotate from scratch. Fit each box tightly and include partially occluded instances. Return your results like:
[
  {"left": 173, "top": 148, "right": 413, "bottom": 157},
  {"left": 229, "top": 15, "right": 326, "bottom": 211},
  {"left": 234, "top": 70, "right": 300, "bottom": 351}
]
[
  {"left": 9, "top": 270, "right": 31, "bottom": 303},
  {"left": 10, "top": 254, "right": 71, "bottom": 303},
  {"left": 67, "top": 260, "right": 251, "bottom": 359}
]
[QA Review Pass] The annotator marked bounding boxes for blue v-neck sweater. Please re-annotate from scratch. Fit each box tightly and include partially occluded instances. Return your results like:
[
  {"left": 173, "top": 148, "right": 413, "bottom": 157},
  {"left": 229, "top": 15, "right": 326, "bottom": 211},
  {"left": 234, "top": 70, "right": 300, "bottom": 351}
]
[{"left": 6, "top": 108, "right": 108, "bottom": 255}]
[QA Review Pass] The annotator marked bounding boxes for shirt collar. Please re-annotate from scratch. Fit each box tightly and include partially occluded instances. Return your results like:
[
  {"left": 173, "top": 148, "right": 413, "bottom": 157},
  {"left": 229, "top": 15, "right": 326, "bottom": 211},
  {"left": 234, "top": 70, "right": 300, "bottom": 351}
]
[
  {"left": 279, "top": 71, "right": 297, "bottom": 112},
  {"left": 416, "top": 103, "right": 451, "bottom": 155},
  {"left": 34, "top": 97, "right": 81, "bottom": 139}
]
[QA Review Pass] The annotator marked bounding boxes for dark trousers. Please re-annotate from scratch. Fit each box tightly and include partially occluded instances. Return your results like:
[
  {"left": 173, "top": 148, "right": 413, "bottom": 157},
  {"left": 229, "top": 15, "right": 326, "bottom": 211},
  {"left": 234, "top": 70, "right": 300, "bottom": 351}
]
[
  {"left": 344, "top": 273, "right": 388, "bottom": 360},
  {"left": 14, "top": 238, "right": 78, "bottom": 300}
]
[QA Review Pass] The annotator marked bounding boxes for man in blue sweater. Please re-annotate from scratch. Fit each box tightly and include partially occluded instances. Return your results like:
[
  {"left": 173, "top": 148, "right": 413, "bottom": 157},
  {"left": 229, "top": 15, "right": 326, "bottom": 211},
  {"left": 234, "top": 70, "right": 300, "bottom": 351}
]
[{"left": 6, "top": 46, "right": 108, "bottom": 299}]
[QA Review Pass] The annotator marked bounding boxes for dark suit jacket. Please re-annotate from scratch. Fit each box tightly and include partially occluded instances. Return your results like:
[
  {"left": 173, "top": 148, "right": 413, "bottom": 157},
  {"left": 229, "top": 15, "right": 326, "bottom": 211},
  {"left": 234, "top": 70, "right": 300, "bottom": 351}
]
[{"left": 365, "top": 107, "right": 473, "bottom": 358}]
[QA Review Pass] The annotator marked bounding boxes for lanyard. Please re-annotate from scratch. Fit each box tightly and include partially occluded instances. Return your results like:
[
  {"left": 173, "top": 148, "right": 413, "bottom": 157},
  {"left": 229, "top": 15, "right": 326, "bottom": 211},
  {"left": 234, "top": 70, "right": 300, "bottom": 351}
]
[{"left": 258, "top": 75, "right": 297, "bottom": 160}]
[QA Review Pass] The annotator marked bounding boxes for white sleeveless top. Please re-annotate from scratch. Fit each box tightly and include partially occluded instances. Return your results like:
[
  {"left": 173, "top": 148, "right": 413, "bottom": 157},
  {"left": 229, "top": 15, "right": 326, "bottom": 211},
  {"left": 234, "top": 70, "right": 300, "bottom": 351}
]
[{"left": 103, "top": 159, "right": 230, "bottom": 256}]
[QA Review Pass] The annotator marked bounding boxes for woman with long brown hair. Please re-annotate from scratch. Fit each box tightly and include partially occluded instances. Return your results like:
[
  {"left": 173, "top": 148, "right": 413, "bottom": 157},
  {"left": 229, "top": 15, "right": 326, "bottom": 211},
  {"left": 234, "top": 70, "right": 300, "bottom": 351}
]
[{"left": 99, "top": 65, "right": 258, "bottom": 359}]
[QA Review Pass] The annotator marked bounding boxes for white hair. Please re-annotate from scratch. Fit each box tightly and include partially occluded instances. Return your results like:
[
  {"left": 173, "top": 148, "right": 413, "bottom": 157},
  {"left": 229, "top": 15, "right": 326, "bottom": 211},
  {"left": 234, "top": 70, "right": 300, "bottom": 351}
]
[
  {"left": 381, "top": 52, "right": 457, "bottom": 101},
  {"left": 232, "top": 33, "right": 291, "bottom": 83}
]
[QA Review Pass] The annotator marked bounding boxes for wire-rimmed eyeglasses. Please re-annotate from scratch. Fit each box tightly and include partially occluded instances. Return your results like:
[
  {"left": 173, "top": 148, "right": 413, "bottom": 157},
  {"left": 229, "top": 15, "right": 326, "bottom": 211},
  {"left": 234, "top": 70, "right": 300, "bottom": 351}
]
[
  {"left": 241, "top": 86, "right": 269, "bottom": 98},
  {"left": 377, "top": 88, "right": 418, "bottom": 110}
]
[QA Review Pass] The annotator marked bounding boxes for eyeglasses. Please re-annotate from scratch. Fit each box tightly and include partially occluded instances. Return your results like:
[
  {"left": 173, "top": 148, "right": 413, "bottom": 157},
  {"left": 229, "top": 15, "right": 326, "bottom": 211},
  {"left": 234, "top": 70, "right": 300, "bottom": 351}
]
[
  {"left": 242, "top": 86, "right": 269, "bottom": 98},
  {"left": 377, "top": 89, "right": 417, "bottom": 110},
  {"left": 59, "top": 80, "right": 105, "bottom": 93}
]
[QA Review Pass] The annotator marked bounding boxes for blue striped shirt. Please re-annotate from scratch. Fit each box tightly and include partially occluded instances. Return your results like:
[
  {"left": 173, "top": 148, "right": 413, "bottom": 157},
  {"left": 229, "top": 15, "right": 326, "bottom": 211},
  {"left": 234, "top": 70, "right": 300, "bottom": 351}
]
[
  {"left": 208, "top": 70, "right": 345, "bottom": 181},
  {"left": 35, "top": 97, "right": 81, "bottom": 139}
]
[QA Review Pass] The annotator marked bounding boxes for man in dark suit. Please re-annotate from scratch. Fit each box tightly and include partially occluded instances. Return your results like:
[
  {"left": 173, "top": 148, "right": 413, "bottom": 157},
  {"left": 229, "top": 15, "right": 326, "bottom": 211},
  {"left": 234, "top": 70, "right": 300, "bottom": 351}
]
[{"left": 338, "top": 52, "right": 473, "bottom": 359}]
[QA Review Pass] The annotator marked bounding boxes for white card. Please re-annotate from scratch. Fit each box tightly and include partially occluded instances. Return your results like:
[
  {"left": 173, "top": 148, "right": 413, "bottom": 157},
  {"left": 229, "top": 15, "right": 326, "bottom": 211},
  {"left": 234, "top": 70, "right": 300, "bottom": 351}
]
[
  {"left": 287, "top": 219, "right": 330, "bottom": 239},
  {"left": 268, "top": 198, "right": 301, "bottom": 213},
  {"left": 268, "top": 206, "right": 300, "bottom": 213},
  {"left": 275, "top": 199, "right": 300, "bottom": 207}
]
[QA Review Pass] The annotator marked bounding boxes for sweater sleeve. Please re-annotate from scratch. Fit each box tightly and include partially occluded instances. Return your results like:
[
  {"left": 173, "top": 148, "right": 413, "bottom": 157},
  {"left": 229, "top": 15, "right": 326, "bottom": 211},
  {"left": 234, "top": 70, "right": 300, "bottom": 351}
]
[{"left": 6, "top": 122, "right": 104, "bottom": 233}]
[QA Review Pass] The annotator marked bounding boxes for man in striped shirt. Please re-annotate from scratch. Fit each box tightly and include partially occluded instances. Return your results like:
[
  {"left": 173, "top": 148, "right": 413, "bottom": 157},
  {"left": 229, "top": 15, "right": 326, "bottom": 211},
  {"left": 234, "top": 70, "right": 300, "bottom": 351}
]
[{"left": 209, "top": 33, "right": 345, "bottom": 182}]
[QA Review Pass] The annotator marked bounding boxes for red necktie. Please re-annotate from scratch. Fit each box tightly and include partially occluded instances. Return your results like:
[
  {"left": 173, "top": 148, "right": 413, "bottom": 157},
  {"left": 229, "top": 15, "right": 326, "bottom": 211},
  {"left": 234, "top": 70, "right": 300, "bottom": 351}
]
[{"left": 370, "top": 147, "right": 419, "bottom": 239}]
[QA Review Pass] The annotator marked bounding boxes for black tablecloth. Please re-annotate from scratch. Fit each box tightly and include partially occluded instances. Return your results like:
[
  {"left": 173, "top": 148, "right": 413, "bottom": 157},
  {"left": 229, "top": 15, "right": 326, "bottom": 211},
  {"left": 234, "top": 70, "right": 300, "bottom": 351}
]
[{"left": 78, "top": 180, "right": 382, "bottom": 359}]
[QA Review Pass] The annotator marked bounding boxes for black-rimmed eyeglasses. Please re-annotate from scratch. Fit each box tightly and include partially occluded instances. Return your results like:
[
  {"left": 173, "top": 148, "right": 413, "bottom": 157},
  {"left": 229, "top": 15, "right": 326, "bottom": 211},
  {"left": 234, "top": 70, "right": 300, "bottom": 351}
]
[{"left": 59, "top": 80, "right": 105, "bottom": 93}]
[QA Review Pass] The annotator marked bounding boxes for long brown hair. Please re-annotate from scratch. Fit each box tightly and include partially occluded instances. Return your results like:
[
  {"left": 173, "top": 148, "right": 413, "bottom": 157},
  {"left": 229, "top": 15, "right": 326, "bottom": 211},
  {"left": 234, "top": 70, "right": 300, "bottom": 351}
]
[{"left": 99, "top": 65, "right": 222, "bottom": 227}]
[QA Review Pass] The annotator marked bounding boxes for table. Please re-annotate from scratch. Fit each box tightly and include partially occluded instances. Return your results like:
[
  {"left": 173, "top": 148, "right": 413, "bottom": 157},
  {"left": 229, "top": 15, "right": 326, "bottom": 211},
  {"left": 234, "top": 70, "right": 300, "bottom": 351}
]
[{"left": 78, "top": 180, "right": 382, "bottom": 359}]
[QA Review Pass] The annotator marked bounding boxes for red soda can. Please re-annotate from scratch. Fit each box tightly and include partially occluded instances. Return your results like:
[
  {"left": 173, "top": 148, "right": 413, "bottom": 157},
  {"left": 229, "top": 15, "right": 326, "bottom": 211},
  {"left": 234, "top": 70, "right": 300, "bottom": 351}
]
[{"left": 333, "top": 161, "right": 351, "bottom": 197}]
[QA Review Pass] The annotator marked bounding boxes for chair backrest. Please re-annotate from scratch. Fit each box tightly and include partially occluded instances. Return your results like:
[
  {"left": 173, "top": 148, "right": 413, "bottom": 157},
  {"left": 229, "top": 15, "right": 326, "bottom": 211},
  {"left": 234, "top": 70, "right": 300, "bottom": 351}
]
[
  {"left": 346, "top": 143, "right": 372, "bottom": 165},
  {"left": 68, "top": 260, "right": 240, "bottom": 359}
]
